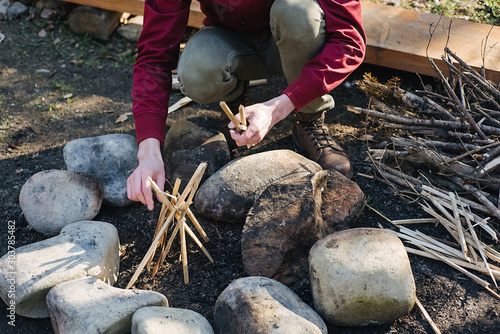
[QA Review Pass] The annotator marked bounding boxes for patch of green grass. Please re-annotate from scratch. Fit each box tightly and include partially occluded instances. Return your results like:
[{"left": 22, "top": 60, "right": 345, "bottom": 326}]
[
  {"left": 49, "top": 113, "right": 59, "bottom": 122},
  {"left": 118, "top": 49, "right": 137, "bottom": 66},
  {"left": 53, "top": 80, "right": 73, "bottom": 93},
  {"left": 75, "top": 32, "right": 94, "bottom": 51},
  {"left": 33, "top": 96, "right": 45, "bottom": 108},
  {"left": 368, "top": 0, "right": 500, "bottom": 26}
]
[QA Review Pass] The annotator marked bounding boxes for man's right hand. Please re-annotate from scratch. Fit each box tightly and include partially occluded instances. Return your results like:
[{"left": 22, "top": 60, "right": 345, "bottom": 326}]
[{"left": 127, "top": 138, "right": 165, "bottom": 210}]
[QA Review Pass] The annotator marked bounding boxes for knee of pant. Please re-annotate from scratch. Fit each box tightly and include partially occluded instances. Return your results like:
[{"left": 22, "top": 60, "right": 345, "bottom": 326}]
[
  {"left": 178, "top": 66, "right": 225, "bottom": 104},
  {"left": 270, "top": 0, "right": 322, "bottom": 40}
]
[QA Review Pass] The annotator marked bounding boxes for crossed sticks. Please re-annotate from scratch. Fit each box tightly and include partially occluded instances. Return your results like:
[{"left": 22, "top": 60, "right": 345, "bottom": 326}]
[{"left": 126, "top": 162, "right": 213, "bottom": 287}]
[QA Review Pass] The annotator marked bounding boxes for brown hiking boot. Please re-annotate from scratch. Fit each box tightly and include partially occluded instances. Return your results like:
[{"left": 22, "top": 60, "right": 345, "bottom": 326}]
[
  {"left": 292, "top": 111, "right": 353, "bottom": 177},
  {"left": 218, "top": 82, "right": 251, "bottom": 152}
]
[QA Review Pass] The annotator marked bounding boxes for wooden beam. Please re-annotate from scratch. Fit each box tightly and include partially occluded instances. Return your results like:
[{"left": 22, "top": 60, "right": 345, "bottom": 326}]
[
  {"left": 362, "top": 2, "right": 500, "bottom": 82},
  {"left": 61, "top": 0, "right": 499, "bottom": 82}
]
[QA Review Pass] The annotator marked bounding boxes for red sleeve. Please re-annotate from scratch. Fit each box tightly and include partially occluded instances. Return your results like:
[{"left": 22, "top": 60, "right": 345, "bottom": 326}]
[
  {"left": 282, "top": 0, "right": 366, "bottom": 112},
  {"left": 132, "top": 0, "right": 191, "bottom": 146}
]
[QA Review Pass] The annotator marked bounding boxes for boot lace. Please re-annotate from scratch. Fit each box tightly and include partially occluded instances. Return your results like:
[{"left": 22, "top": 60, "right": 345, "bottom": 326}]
[{"left": 303, "top": 120, "right": 341, "bottom": 153}]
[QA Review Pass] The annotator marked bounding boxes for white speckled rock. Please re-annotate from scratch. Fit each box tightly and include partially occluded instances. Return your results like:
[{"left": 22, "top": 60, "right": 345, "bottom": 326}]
[
  {"left": 309, "top": 228, "right": 416, "bottom": 326},
  {"left": 0, "top": 221, "right": 120, "bottom": 318},
  {"left": 195, "top": 149, "right": 322, "bottom": 223},
  {"left": 63, "top": 133, "right": 138, "bottom": 207},
  {"left": 132, "top": 307, "right": 214, "bottom": 334},
  {"left": 47, "top": 277, "right": 168, "bottom": 334},
  {"left": 214, "top": 276, "right": 327, "bottom": 334},
  {"left": 19, "top": 169, "right": 103, "bottom": 235}
]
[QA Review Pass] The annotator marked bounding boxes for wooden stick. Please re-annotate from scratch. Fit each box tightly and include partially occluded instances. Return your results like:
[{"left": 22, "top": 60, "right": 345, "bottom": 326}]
[
  {"left": 239, "top": 105, "right": 247, "bottom": 127},
  {"left": 392, "top": 218, "right": 439, "bottom": 224},
  {"left": 126, "top": 205, "right": 177, "bottom": 289},
  {"left": 348, "top": 105, "right": 500, "bottom": 136},
  {"left": 147, "top": 201, "right": 168, "bottom": 272},
  {"left": 421, "top": 186, "right": 489, "bottom": 215},
  {"left": 445, "top": 47, "right": 500, "bottom": 103},
  {"left": 450, "top": 192, "right": 470, "bottom": 261},
  {"left": 184, "top": 224, "right": 214, "bottom": 263},
  {"left": 415, "top": 297, "right": 441, "bottom": 334},
  {"left": 397, "top": 227, "right": 464, "bottom": 259},
  {"left": 447, "top": 141, "right": 500, "bottom": 163},
  {"left": 450, "top": 176, "right": 500, "bottom": 222},
  {"left": 220, "top": 101, "right": 247, "bottom": 131},
  {"left": 461, "top": 201, "right": 498, "bottom": 287},
  {"left": 187, "top": 209, "right": 209, "bottom": 242},
  {"left": 149, "top": 172, "right": 211, "bottom": 275},
  {"left": 126, "top": 163, "right": 207, "bottom": 288},
  {"left": 180, "top": 217, "right": 189, "bottom": 284},
  {"left": 434, "top": 57, "right": 488, "bottom": 140},
  {"left": 404, "top": 247, "right": 500, "bottom": 279},
  {"left": 422, "top": 96, "right": 457, "bottom": 121},
  {"left": 413, "top": 243, "right": 495, "bottom": 294}
]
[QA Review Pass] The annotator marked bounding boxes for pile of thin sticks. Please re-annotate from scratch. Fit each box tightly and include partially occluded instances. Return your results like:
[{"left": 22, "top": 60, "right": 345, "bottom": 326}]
[
  {"left": 390, "top": 188, "right": 500, "bottom": 296},
  {"left": 348, "top": 48, "right": 500, "bottom": 295},
  {"left": 126, "top": 162, "right": 213, "bottom": 288},
  {"left": 349, "top": 47, "right": 500, "bottom": 225}
]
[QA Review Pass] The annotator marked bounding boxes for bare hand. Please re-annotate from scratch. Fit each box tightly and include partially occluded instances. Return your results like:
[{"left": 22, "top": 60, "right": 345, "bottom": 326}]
[
  {"left": 127, "top": 138, "right": 165, "bottom": 210},
  {"left": 228, "top": 94, "right": 295, "bottom": 147}
]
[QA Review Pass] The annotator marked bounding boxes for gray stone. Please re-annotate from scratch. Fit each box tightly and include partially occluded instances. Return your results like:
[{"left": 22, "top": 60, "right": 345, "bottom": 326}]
[
  {"left": 0, "top": 221, "right": 120, "bottom": 318},
  {"left": 132, "top": 306, "right": 214, "bottom": 334},
  {"left": 0, "top": 0, "right": 10, "bottom": 15},
  {"left": 242, "top": 169, "right": 365, "bottom": 285},
  {"left": 40, "top": 7, "right": 56, "bottom": 20},
  {"left": 214, "top": 276, "right": 327, "bottom": 334},
  {"left": 195, "top": 149, "right": 322, "bottom": 223},
  {"left": 309, "top": 228, "right": 416, "bottom": 326},
  {"left": 7, "top": 2, "right": 28, "bottom": 19},
  {"left": 63, "top": 133, "right": 139, "bottom": 207},
  {"left": 117, "top": 23, "right": 143, "bottom": 41},
  {"left": 35, "top": 0, "right": 60, "bottom": 11},
  {"left": 163, "top": 120, "right": 230, "bottom": 192},
  {"left": 47, "top": 277, "right": 168, "bottom": 334},
  {"left": 19, "top": 169, "right": 103, "bottom": 235}
]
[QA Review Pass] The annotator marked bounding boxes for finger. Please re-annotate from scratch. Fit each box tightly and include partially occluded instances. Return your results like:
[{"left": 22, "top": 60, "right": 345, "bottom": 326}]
[
  {"left": 127, "top": 174, "right": 141, "bottom": 202},
  {"left": 154, "top": 172, "right": 165, "bottom": 203},
  {"left": 142, "top": 177, "right": 155, "bottom": 210},
  {"left": 126, "top": 176, "right": 132, "bottom": 200},
  {"left": 156, "top": 171, "right": 165, "bottom": 192}
]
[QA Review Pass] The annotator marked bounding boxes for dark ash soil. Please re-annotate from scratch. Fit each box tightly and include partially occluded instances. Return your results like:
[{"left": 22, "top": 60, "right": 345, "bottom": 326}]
[{"left": 1, "top": 10, "right": 499, "bottom": 334}]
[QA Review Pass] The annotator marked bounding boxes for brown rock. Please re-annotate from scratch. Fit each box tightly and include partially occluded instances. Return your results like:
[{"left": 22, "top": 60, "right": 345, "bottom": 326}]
[
  {"left": 163, "top": 120, "right": 230, "bottom": 192},
  {"left": 242, "top": 170, "right": 365, "bottom": 285},
  {"left": 67, "top": 6, "right": 122, "bottom": 40}
]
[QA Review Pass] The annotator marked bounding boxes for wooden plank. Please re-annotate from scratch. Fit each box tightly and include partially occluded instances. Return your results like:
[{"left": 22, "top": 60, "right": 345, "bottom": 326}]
[
  {"left": 61, "top": 0, "right": 499, "bottom": 81},
  {"left": 186, "top": 2, "right": 204, "bottom": 29},
  {"left": 362, "top": 2, "right": 500, "bottom": 82}
]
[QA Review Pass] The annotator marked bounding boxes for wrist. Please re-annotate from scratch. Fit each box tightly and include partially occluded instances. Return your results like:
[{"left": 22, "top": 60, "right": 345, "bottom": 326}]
[
  {"left": 274, "top": 94, "right": 296, "bottom": 121},
  {"left": 137, "top": 138, "right": 162, "bottom": 161}
]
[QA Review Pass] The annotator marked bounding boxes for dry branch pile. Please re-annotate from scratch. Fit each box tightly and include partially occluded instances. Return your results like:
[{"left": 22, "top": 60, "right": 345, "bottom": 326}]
[{"left": 348, "top": 48, "right": 500, "bottom": 296}]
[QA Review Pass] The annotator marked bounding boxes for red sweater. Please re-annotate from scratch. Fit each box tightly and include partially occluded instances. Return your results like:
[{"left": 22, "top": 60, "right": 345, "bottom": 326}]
[{"left": 132, "top": 0, "right": 366, "bottom": 145}]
